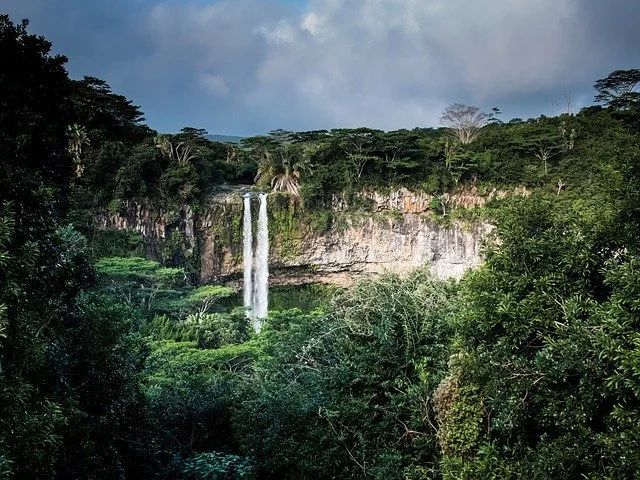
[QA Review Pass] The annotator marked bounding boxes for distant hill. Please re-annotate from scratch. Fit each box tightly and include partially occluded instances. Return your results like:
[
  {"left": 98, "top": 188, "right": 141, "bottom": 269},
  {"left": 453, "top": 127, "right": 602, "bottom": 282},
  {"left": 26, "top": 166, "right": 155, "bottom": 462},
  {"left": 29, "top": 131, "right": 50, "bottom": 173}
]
[{"left": 206, "top": 134, "right": 245, "bottom": 144}]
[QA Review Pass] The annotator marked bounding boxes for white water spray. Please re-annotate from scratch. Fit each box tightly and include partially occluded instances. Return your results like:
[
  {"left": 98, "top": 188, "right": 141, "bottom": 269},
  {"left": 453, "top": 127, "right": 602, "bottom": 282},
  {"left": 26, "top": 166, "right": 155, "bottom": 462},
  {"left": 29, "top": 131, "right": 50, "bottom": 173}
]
[
  {"left": 242, "top": 193, "right": 253, "bottom": 317},
  {"left": 242, "top": 192, "right": 269, "bottom": 332}
]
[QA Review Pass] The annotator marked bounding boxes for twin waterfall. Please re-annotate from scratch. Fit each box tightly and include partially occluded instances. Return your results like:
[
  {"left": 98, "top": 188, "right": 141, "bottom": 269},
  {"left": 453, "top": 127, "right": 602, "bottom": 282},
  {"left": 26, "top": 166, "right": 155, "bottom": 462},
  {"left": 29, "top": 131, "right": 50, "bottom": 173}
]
[{"left": 243, "top": 192, "right": 269, "bottom": 332}]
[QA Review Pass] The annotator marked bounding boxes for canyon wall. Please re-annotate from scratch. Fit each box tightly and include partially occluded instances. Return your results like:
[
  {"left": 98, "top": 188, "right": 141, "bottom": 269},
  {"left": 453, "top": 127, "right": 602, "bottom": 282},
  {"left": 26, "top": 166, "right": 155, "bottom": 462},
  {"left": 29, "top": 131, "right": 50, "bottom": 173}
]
[{"left": 99, "top": 188, "right": 494, "bottom": 286}]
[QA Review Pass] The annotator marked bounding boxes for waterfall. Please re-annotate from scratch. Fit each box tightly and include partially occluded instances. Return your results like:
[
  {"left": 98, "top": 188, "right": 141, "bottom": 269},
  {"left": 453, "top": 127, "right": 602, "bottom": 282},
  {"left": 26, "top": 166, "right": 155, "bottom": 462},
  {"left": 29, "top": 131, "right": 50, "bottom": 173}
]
[
  {"left": 242, "top": 194, "right": 253, "bottom": 317},
  {"left": 252, "top": 193, "right": 269, "bottom": 330},
  {"left": 242, "top": 192, "right": 269, "bottom": 332}
]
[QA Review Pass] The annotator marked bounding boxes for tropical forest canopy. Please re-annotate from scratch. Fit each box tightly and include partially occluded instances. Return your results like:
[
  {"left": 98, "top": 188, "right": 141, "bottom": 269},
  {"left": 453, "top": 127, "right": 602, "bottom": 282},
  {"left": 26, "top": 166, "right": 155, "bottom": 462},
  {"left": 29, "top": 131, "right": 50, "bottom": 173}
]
[{"left": 1, "top": 14, "right": 640, "bottom": 480}]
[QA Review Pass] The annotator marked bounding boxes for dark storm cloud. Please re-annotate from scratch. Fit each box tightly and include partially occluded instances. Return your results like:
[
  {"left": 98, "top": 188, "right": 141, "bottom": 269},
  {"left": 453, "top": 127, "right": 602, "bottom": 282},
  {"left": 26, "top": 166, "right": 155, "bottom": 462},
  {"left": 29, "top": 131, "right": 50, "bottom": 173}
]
[
  {"left": 3, "top": 0, "right": 639, "bottom": 135},
  {"left": 3, "top": 1, "right": 152, "bottom": 79},
  {"left": 580, "top": 0, "right": 640, "bottom": 72}
]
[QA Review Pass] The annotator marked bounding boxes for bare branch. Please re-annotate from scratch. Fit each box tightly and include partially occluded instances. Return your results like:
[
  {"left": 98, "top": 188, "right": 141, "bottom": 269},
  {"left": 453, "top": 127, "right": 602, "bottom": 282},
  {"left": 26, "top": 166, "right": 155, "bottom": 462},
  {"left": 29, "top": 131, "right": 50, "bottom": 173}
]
[{"left": 440, "top": 104, "right": 488, "bottom": 145}]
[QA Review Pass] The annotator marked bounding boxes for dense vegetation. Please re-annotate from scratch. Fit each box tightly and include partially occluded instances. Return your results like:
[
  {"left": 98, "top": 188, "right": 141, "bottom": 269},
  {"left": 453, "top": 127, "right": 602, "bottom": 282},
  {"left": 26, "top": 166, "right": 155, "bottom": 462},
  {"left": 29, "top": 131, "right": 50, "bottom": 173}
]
[{"left": 1, "top": 14, "right": 640, "bottom": 480}]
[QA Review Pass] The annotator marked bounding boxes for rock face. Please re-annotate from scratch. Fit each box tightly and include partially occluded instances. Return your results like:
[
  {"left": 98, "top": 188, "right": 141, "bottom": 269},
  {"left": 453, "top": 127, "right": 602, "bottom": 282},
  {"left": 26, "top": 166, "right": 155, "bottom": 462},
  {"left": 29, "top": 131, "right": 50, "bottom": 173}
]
[
  {"left": 100, "top": 188, "right": 493, "bottom": 286},
  {"left": 263, "top": 215, "right": 491, "bottom": 286},
  {"left": 97, "top": 201, "right": 196, "bottom": 258},
  {"left": 334, "top": 187, "right": 435, "bottom": 214}
]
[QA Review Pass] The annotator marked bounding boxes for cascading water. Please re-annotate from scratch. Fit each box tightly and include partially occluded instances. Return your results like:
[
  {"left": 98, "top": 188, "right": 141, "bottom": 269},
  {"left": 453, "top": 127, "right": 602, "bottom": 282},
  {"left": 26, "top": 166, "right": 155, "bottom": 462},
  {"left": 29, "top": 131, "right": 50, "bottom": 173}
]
[
  {"left": 242, "top": 192, "right": 269, "bottom": 332},
  {"left": 252, "top": 193, "right": 269, "bottom": 331},
  {"left": 242, "top": 193, "right": 253, "bottom": 317}
]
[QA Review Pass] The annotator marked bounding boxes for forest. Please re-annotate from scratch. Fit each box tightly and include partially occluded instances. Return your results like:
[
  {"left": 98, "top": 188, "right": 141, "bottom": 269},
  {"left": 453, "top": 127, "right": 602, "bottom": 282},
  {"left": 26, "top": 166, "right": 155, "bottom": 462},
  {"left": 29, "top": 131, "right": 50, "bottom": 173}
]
[{"left": 1, "top": 14, "right": 640, "bottom": 480}]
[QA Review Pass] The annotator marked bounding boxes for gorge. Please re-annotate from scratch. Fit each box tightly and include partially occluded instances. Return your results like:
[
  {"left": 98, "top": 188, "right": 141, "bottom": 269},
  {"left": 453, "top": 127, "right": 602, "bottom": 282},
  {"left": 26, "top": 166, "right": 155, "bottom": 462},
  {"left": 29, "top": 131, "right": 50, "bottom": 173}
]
[
  {"left": 5, "top": 11, "right": 640, "bottom": 478},
  {"left": 99, "top": 187, "right": 494, "bottom": 289}
]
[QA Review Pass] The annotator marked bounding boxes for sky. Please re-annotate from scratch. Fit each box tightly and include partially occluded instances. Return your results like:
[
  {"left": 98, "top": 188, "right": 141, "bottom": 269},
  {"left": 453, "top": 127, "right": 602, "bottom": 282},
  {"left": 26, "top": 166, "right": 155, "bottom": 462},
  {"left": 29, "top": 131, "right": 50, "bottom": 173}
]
[{"left": 3, "top": 0, "right": 640, "bottom": 136}]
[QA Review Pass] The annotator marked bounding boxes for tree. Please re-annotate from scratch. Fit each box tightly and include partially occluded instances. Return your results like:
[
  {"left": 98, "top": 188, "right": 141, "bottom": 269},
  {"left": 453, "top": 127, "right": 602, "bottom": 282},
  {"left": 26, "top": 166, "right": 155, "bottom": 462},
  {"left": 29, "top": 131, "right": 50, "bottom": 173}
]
[
  {"left": 378, "top": 130, "right": 424, "bottom": 181},
  {"left": 252, "top": 134, "right": 314, "bottom": 196},
  {"left": 445, "top": 198, "right": 640, "bottom": 478},
  {"left": 531, "top": 142, "right": 559, "bottom": 174},
  {"left": 594, "top": 69, "right": 640, "bottom": 106},
  {"left": 337, "top": 128, "right": 381, "bottom": 179},
  {"left": 442, "top": 139, "right": 477, "bottom": 185},
  {"left": 487, "top": 106, "right": 503, "bottom": 124},
  {"left": 68, "top": 76, "right": 151, "bottom": 143},
  {"left": 440, "top": 104, "right": 488, "bottom": 144},
  {"left": 594, "top": 69, "right": 640, "bottom": 130},
  {"left": 559, "top": 119, "right": 577, "bottom": 152},
  {"left": 0, "top": 17, "right": 155, "bottom": 478},
  {"left": 269, "top": 157, "right": 307, "bottom": 196},
  {"left": 507, "top": 124, "right": 563, "bottom": 175},
  {"left": 0, "top": 16, "right": 71, "bottom": 195},
  {"left": 155, "top": 135, "right": 198, "bottom": 164},
  {"left": 180, "top": 127, "right": 209, "bottom": 139}
]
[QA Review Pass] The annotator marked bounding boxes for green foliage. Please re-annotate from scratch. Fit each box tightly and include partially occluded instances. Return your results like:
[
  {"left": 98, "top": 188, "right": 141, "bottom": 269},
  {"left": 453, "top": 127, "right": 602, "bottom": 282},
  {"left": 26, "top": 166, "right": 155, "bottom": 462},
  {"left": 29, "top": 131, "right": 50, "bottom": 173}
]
[
  {"left": 160, "top": 160, "right": 200, "bottom": 202},
  {"left": 143, "top": 339, "right": 260, "bottom": 478},
  {"left": 230, "top": 274, "right": 458, "bottom": 479},
  {"left": 185, "top": 311, "right": 251, "bottom": 349},
  {"left": 268, "top": 193, "right": 303, "bottom": 256},
  {"left": 0, "top": 16, "right": 98, "bottom": 477},
  {"left": 95, "top": 256, "right": 183, "bottom": 280},
  {"left": 145, "top": 340, "right": 260, "bottom": 383},
  {"left": 57, "top": 293, "right": 150, "bottom": 478},
  {"left": 268, "top": 283, "right": 338, "bottom": 312},
  {"left": 251, "top": 132, "right": 313, "bottom": 196},
  {"left": 159, "top": 227, "right": 191, "bottom": 267},
  {"left": 594, "top": 69, "right": 640, "bottom": 129},
  {"left": 435, "top": 378, "right": 483, "bottom": 459},
  {"left": 443, "top": 196, "right": 640, "bottom": 478},
  {"left": 188, "top": 285, "right": 235, "bottom": 303},
  {"left": 182, "top": 452, "right": 255, "bottom": 480}
]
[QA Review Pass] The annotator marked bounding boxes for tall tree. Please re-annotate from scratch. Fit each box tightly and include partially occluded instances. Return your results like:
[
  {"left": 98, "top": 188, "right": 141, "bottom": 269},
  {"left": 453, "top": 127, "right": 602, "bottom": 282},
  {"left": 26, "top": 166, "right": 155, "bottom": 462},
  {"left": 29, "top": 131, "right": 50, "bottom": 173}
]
[
  {"left": 68, "top": 76, "right": 150, "bottom": 143},
  {"left": 440, "top": 104, "right": 488, "bottom": 144},
  {"left": 594, "top": 69, "right": 640, "bottom": 107},
  {"left": 0, "top": 17, "right": 150, "bottom": 478},
  {"left": 594, "top": 69, "right": 640, "bottom": 129}
]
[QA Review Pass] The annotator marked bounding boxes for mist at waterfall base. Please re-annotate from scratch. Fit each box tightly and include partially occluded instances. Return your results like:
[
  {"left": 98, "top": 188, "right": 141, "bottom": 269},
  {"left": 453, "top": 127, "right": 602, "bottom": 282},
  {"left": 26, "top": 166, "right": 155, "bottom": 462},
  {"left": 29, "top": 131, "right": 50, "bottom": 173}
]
[{"left": 243, "top": 192, "right": 269, "bottom": 332}]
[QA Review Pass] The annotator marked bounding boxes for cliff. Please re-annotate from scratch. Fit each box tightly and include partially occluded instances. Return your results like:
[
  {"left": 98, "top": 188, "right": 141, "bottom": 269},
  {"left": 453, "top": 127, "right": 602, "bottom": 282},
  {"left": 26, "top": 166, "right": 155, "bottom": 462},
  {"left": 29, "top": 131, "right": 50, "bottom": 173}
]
[{"left": 99, "top": 187, "right": 494, "bottom": 286}]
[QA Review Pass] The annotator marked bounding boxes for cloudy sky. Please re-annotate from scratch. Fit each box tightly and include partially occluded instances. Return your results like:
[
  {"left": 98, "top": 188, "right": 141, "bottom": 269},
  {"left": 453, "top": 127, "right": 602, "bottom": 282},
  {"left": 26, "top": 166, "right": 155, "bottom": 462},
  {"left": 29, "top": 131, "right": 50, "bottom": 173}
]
[{"left": 4, "top": 0, "right": 639, "bottom": 135}]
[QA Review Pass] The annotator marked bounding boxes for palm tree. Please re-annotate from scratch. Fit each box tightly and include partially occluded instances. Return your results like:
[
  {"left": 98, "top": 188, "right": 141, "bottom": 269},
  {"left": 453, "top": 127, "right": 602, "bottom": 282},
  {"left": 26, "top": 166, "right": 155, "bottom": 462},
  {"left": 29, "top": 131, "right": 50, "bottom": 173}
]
[
  {"left": 270, "top": 157, "right": 309, "bottom": 196},
  {"left": 67, "top": 124, "right": 90, "bottom": 177},
  {"left": 154, "top": 135, "right": 198, "bottom": 164},
  {"left": 253, "top": 144, "right": 313, "bottom": 196},
  {"left": 254, "top": 149, "right": 277, "bottom": 187}
]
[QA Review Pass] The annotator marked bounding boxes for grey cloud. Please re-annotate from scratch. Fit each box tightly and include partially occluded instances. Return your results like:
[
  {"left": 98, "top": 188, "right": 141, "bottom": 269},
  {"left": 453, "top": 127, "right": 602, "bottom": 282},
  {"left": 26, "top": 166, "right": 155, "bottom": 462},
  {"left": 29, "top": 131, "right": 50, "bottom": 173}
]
[{"left": 3, "top": 0, "right": 639, "bottom": 134}]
